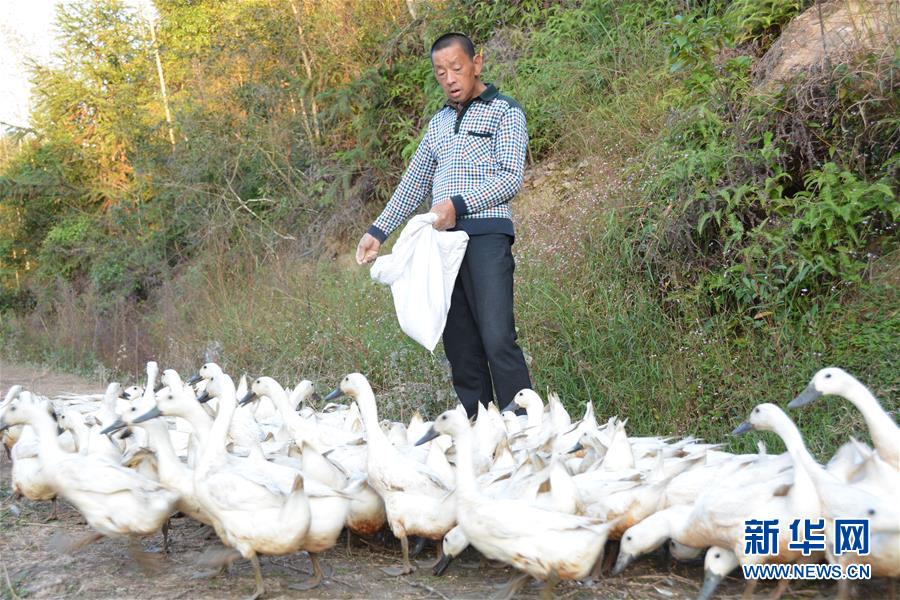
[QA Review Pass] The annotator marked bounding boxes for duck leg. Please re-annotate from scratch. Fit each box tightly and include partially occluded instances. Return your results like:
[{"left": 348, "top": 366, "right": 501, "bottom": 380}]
[
  {"left": 380, "top": 534, "right": 416, "bottom": 576},
  {"left": 408, "top": 535, "right": 427, "bottom": 558},
  {"left": 418, "top": 541, "right": 445, "bottom": 569},
  {"left": 128, "top": 537, "right": 165, "bottom": 574},
  {"left": 50, "top": 530, "right": 103, "bottom": 554},
  {"left": 768, "top": 578, "right": 789, "bottom": 600},
  {"left": 244, "top": 554, "right": 266, "bottom": 600},
  {"left": 287, "top": 553, "right": 325, "bottom": 590},
  {"left": 190, "top": 547, "right": 242, "bottom": 579},
  {"left": 45, "top": 497, "right": 59, "bottom": 522},
  {"left": 493, "top": 572, "right": 530, "bottom": 600},
  {"left": 162, "top": 518, "right": 171, "bottom": 554},
  {"left": 539, "top": 572, "right": 559, "bottom": 600},
  {"left": 741, "top": 578, "right": 758, "bottom": 599}
]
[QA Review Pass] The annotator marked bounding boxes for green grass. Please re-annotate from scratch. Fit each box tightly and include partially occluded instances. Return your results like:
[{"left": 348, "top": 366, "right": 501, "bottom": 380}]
[{"left": 4, "top": 211, "right": 895, "bottom": 460}]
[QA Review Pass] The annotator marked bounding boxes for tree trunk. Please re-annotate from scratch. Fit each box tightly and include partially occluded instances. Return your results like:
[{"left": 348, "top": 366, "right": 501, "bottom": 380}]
[
  {"left": 145, "top": 18, "right": 176, "bottom": 147},
  {"left": 287, "top": 0, "right": 321, "bottom": 142}
]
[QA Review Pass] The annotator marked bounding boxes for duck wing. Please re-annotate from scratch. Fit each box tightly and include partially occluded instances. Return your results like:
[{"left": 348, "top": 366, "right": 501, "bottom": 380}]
[{"left": 205, "top": 469, "right": 287, "bottom": 511}]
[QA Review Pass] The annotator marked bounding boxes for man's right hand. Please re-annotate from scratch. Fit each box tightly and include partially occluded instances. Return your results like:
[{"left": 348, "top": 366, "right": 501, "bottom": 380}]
[{"left": 355, "top": 233, "right": 381, "bottom": 265}]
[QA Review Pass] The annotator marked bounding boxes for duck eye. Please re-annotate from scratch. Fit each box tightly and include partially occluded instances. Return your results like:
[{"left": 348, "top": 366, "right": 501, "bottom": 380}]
[
  {"left": 868, "top": 508, "right": 875, "bottom": 516},
  {"left": 625, "top": 535, "right": 631, "bottom": 541},
  {"left": 824, "top": 373, "right": 832, "bottom": 378},
  {"left": 714, "top": 552, "right": 720, "bottom": 558}
]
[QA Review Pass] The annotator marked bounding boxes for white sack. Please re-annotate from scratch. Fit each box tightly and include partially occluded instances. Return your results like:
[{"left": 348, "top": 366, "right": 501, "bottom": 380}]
[{"left": 370, "top": 213, "right": 469, "bottom": 352}]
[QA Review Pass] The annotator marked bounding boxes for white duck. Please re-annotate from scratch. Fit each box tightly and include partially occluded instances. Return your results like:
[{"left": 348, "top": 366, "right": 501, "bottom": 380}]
[
  {"left": 187, "top": 372, "right": 312, "bottom": 600},
  {"left": 325, "top": 373, "right": 455, "bottom": 575},
  {"left": 0, "top": 393, "right": 178, "bottom": 557},
  {"left": 3, "top": 391, "right": 60, "bottom": 518},
  {"left": 1, "top": 384, "right": 25, "bottom": 454},
  {"left": 416, "top": 409, "right": 620, "bottom": 598},
  {"left": 789, "top": 367, "right": 899, "bottom": 470},
  {"left": 239, "top": 377, "right": 361, "bottom": 589},
  {"left": 57, "top": 407, "right": 122, "bottom": 463},
  {"left": 102, "top": 393, "right": 214, "bottom": 527}
]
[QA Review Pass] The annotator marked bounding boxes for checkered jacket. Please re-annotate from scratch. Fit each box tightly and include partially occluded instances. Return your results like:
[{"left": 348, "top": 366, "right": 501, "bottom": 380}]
[{"left": 368, "top": 84, "right": 527, "bottom": 243}]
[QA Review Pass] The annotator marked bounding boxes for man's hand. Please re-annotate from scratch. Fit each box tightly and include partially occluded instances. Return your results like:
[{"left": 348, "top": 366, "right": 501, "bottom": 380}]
[
  {"left": 431, "top": 200, "right": 456, "bottom": 231},
  {"left": 356, "top": 233, "right": 381, "bottom": 265}
]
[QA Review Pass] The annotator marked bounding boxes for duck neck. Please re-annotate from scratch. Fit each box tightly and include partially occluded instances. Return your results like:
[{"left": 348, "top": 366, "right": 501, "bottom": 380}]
[
  {"left": 269, "top": 386, "right": 315, "bottom": 448},
  {"left": 200, "top": 389, "right": 235, "bottom": 469},
  {"left": 31, "top": 412, "right": 66, "bottom": 463},
  {"left": 68, "top": 418, "right": 91, "bottom": 454},
  {"left": 101, "top": 391, "right": 117, "bottom": 418},
  {"left": 526, "top": 402, "right": 543, "bottom": 430},
  {"left": 176, "top": 399, "right": 213, "bottom": 444},
  {"left": 141, "top": 420, "right": 185, "bottom": 482},
  {"left": 356, "top": 389, "right": 389, "bottom": 450},
  {"left": 842, "top": 379, "right": 898, "bottom": 458},
  {"left": 665, "top": 504, "right": 693, "bottom": 542},
  {"left": 770, "top": 413, "right": 822, "bottom": 508},
  {"left": 451, "top": 427, "right": 479, "bottom": 498}
]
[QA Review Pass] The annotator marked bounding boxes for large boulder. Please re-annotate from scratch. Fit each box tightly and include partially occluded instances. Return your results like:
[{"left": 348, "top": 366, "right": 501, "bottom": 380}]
[{"left": 755, "top": 0, "right": 896, "bottom": 90}]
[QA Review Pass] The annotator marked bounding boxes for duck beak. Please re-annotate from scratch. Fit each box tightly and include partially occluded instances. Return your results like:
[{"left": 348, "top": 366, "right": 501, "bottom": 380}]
[
  {"left": 432, "top": 553, "right": 453, "bottom": 576},
  {"left": 500, "top": 400, "right": 518, "bottom": 412},
  {"left": 186, "top": 374, "right": 202, "bottom": 386},
  {"left": 118, "top": 392, "right": 129, "bottom": 400},
  {"left": 731, "top": 421, "right": 752, "bottom": 436},
  {"left": 101, "top": 419, "right": 128, "bottom": 435},
  {"left": 0, "top": 419, "right": 10, "bottom": 433},
  {"left": 567, "top": 441, "right": 584, "bottom": 454},
  {"left": 696, "top": 570, "right": 723, "bottom": 600},
  {"left": 133, "top": 406, "right": 162, "bottom": 424},
  {"left": 238, "top": 391, "right": 257, "bottom": 406},
  {"left": 323, "top": 388, "right": 344, "bottom": 402},
  {"left": 195, "top": 390, "right": 211, "bottom": 404},
  {"left": 153, "top": 382, "right": 164, "bottom": 392},
  {"left": 611, "top": 552, "right": 634, "bottom": 576},
  {"left": 415, "top": 426, "right": 440, "bottom": 446},
  {"left": 788, "top": 383, "right": 821, "bottom": 409}
]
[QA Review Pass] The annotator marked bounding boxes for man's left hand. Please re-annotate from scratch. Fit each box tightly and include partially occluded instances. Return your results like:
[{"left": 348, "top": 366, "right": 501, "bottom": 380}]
[{"left": 431, "top": 200, "right": 456, "bottom": 231}]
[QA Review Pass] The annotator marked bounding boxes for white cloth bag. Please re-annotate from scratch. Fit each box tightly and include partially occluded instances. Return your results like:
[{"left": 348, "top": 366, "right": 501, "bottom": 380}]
[{"left": 370, "top": 213, "right": 469, "bottom": 352}]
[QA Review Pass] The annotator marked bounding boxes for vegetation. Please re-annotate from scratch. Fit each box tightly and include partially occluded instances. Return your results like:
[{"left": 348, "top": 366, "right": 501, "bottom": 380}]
[{"left": 1, "top": 0, "right": 897, "bottom": 456}]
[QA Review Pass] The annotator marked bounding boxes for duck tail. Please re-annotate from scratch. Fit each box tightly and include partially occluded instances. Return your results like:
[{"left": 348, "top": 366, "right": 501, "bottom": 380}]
[{"left": 280, "top": 473, "right": 312, "bottom": 537}]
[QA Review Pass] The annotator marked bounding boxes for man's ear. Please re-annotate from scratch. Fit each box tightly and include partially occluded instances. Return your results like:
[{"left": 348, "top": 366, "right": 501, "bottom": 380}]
[{"left": 473, "top": 50, "right": 484, "bottom": 77}]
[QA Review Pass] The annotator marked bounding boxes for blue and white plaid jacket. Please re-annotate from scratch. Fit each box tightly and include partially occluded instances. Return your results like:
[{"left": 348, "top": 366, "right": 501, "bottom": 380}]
[{"left": 367, "top": 84, "right": 528, "bottom": 243}]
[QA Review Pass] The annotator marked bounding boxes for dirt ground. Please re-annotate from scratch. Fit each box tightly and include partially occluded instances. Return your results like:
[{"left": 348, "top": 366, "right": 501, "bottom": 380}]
[{"left": 0, "top": 360, "right": 887, "bottom": 600}]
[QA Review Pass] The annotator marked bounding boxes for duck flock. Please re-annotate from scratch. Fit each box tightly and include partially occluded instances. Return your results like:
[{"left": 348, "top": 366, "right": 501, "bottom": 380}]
[{"left": 1, "top": 364, "right": 897, "bottom": 600}]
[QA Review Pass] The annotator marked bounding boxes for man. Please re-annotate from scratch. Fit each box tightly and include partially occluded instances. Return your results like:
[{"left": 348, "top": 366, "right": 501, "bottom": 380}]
[{"left": 356, "top": 32, "right": 532, "bottom": 417}]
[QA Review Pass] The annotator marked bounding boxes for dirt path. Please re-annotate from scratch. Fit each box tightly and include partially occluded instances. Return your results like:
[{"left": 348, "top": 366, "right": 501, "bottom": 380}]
[{"left": 0, "top": 361, "right": 871, "bottom": 599}]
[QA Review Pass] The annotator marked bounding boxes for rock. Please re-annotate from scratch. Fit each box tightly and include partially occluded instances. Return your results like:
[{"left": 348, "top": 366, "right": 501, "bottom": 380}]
[{"left": 756, "top": 0, "right": 895, "bottom": 92}]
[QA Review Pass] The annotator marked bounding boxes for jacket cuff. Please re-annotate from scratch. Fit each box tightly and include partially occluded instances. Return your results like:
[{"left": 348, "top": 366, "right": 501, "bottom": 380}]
[
  {"left": 367, "top": 224, "right": 388, "bottom": 243},
  {"left": 450, "top": 194, "right": 468, "bottom": 217}
]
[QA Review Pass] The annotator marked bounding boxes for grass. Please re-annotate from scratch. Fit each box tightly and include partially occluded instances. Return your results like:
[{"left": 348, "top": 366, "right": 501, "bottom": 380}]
[{"left": 3, "top": 197, "right": 896, "bottom": 460}]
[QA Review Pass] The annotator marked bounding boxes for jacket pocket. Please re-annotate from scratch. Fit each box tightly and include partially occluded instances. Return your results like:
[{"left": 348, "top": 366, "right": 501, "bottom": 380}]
[{"left": 464, "top": 133, "right": 493, "bottom": 165}]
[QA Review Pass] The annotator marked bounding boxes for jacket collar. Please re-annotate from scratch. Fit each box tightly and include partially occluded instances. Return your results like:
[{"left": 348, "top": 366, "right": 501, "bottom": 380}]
[{"left": 445, "top": 83, "right": 498, "bottom": 111}]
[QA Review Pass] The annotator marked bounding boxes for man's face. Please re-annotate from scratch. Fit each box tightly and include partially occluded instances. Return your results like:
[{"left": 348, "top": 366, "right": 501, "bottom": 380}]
[{"left": 432, "top": 43, "right": 483, "bottom": 105}]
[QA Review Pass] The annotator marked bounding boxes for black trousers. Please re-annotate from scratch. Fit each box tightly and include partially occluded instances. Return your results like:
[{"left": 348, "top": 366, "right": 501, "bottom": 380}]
[{"left": 442, "top": 233, "right": 532, "bottom": 417}]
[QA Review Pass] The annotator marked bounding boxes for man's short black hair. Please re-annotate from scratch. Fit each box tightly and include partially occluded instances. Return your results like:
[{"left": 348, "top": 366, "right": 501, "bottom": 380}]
[{"left": 430, "top": 32, "right": 475, "bottom": 59}]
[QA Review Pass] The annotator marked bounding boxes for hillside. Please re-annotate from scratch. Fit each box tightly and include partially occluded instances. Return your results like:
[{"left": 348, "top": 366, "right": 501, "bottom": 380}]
[{"left": 0, "top": 0, "right": 897, "bottom": 455}]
